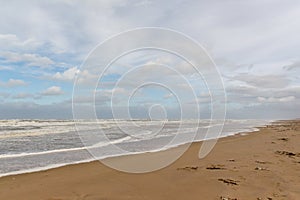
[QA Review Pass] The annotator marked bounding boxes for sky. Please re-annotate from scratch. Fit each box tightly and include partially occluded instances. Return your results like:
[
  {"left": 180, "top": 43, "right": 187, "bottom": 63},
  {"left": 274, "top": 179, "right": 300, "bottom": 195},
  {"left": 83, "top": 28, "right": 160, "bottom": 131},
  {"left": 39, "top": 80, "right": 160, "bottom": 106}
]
[{"left": 0, "top": 0, "right": 299, "bottom": 119}]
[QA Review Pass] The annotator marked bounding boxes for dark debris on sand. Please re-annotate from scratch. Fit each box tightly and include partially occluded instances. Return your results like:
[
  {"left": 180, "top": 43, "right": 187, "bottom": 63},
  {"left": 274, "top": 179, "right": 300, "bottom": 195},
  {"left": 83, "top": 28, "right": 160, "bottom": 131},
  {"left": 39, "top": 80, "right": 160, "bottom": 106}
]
[
  {"left": 275, "top": 150, "right": 300, "bottom": 157},
  {"left": 254, "top": 166, "right": 269, "bottom": 171},
  {"left": 177, "top": 166, "right": 198, "bottom": 171},
  {"left": 255, "top": 160, "right": 272, "bottom": 164},
  {"left": 206, "top": 164, "right": 226, "bottom": 170},
  {"left": 220, "top": 196, "right": 237, "bottom": 200},
  {"left": 277, "top": 137, "right": 289, "bottom": 141},
  {"left": 218, "top": 178, "right": 239, "bottom": 185}
]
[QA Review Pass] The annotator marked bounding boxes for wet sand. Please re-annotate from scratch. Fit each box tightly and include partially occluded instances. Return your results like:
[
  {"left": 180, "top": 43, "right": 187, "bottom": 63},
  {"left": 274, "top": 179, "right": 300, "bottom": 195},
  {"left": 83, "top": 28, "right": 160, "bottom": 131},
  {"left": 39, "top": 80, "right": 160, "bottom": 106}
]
[{"left": 0, "top": 120, "right": 299, "bottom": 200}]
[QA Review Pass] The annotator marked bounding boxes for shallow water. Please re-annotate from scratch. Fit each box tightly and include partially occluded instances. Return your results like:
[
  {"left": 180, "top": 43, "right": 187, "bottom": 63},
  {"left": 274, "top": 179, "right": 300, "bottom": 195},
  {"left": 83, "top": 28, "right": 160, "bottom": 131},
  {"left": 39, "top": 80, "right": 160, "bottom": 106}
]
[{"left": 0, "top": 119, "right": 271, "bottom": 177}]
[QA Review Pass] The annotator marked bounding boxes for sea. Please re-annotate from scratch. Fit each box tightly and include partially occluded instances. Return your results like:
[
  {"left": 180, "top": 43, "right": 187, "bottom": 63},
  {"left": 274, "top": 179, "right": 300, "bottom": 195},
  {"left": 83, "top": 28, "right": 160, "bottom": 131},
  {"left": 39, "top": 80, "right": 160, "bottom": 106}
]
[{"left": 0, "top": 119, "right": 272, "bottom": 177}]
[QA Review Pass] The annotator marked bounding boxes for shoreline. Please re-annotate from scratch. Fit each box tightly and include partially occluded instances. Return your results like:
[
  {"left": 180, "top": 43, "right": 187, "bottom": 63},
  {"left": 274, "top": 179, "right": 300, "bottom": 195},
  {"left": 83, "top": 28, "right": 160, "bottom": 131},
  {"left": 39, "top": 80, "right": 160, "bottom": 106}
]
[
  {"left": 0, "top": 120, "right": 299, "bottom": 199},
  {"left": 0, "top": 121, "right": 272, "bottom": 178}
]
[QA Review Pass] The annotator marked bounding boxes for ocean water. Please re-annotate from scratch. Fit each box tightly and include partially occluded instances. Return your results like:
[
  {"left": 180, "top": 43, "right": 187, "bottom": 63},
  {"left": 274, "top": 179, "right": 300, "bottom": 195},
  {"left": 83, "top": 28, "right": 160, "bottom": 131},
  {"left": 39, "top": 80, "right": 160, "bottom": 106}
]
[{"left": 0, "top": 119, "right": 272, "bottom": 177}]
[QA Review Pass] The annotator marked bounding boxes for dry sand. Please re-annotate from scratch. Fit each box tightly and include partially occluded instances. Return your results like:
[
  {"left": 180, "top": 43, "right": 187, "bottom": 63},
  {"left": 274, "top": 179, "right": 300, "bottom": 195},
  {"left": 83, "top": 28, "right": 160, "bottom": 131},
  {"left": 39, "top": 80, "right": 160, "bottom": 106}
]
[{"left": 0, "top": 120, "right": 299, "bottom": 200}]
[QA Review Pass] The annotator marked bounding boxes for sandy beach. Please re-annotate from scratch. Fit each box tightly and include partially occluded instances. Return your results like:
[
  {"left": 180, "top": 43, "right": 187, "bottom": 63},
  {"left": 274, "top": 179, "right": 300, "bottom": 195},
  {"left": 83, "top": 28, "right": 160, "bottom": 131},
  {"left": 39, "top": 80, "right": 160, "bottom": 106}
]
[{"left": 0, "top": 120, "right": 299, "bottom": 200}]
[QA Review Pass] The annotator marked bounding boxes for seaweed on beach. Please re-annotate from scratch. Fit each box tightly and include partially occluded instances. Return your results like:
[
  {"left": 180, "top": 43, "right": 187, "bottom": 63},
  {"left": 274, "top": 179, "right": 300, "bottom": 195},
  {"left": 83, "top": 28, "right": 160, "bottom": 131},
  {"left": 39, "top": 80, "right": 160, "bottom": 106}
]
[
  {"left": 177, "top": 166, "right": 198, "bottom": 171},
  {"left": 206, "top": 164, "right": 226, "bottom": 170},
  {"left": 275, "top": 150, "right": 300, "bottom": 157},
  {"left": 218, "top": 178, "right": 239, "bottom": 185},
  {"left": 220, "top": 196, "right": 237, "bottom": 200}
]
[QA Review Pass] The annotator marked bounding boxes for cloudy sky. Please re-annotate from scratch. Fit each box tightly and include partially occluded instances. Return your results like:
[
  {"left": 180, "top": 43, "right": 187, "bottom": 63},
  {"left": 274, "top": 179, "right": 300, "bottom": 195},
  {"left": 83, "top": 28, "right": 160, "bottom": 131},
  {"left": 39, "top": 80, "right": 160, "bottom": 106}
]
[{"left": 0, "top": 0, "right": 299, "bottom": 119}]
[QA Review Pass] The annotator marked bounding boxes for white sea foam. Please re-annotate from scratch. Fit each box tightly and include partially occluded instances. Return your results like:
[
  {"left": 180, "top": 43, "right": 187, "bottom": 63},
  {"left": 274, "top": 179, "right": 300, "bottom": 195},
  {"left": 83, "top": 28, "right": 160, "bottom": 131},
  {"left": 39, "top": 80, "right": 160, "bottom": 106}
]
[
  {"left": 0, "top": 158, "right": 95, "bottom": 178},
  {"left": 0, "top": 135, "right": 133, "bottom": 159},
  {"left": 0, "top": 119, "right": 273, "bottom": 177},
  {"left": 0, "top": 146, "right": 87, "bottom": 159}
]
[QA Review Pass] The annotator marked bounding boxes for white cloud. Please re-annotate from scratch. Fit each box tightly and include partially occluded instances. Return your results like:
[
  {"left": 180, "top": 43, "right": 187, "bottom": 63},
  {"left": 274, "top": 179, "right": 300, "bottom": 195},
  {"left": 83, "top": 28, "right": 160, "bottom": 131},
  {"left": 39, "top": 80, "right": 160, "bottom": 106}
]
[
  {"left": 76, "top": 69, "right": 99, "bottom": 85},
  {"left": 0, "top": 52, "right": 54, "bottom": 68},
  {"left": 0, "top": 66, "right": 13, "bottom": 71},
  {"left": 0, "top": 79, "right": 28, "bottom": 87},
  {"left": 134, "top": 0, "right": 152, "bottom": 7},
  {"left": 257, "top": 96, "right": 296, "bottom": 103},
  {"left": 12, "top": 93, "right": 35, "bottom": 99},
  {"left": 0, "top": 1, "right": 131, "bottom": 57},
  {"left": 0, "top": 34, "right": 41, "bottom": 51},
  {"left": 0, "top": 1, "right": 299, "bottom": 119},
  {"left": 163, "top": 93, "right": 173, "bottom": 99},
  {"left": 52, "top": 67, "right": 79, "bottom": 81},
  {"left": 40, "top": 86, "right": 64, "bottom": 96},
  {"left": 232, "top": 74, "right": 290, "bottom": 89},
  {"left": 283, "top": 61, "right": 300, "bottom": 71}
]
